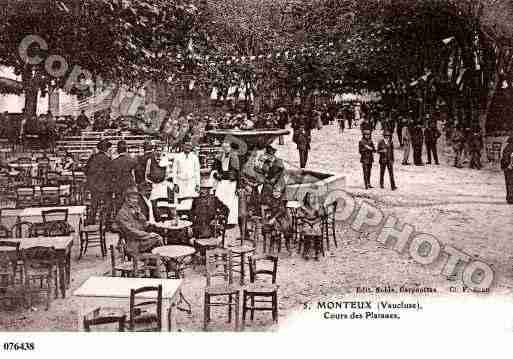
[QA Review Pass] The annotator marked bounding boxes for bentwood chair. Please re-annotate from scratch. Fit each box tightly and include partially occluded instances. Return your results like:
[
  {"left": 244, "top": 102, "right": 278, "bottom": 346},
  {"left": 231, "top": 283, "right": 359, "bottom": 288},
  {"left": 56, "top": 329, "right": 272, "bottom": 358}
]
[
  {"left": 203, "top": 249, "right": 240, "bottom": 331},
  {"left": 42, "top": 209, "right": 72, "bottom": 237},
  {"left": 11, "top": 221, "right": 35, "bottom": 239},
  {"left": 129, "top": 285, "right": 163, "bottom": 332},
  {"left": 241, "top": 255, "right": 279, "bottom": 329}
]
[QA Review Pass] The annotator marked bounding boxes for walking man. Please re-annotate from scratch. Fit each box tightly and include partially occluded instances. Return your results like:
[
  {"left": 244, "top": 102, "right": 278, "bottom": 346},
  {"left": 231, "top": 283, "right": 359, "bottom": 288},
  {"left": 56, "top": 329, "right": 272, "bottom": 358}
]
[
  {"left": 377, "top": 130, "right": 397, "bottom": 190},
  {"left": 359, "top": 129, "right": 376, "bottom": 189}
]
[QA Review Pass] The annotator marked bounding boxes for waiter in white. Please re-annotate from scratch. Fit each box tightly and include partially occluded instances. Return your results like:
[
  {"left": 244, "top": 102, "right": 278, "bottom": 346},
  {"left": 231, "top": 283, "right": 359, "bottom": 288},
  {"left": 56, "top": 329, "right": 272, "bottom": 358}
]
[{"left": 173, "top": 142, "right": 200, "bottom": 207}]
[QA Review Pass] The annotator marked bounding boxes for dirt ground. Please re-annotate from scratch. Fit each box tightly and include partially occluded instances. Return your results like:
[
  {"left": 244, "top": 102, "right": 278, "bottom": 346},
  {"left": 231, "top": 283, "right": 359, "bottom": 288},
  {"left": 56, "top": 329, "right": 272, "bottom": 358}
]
[{"left": 1, "top": 123, "right": 512, "bottom": 331}]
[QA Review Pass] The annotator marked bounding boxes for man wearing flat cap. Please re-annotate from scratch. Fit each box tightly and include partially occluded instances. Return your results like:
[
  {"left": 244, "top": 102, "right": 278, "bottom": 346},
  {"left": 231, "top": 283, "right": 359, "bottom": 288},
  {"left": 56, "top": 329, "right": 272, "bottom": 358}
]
[
  {"left": 84, "top": 139, "right": 114, "bottom": 223},
  {"left": 115, "top": 183, "right": 163, "bottom": 256},
  {"left": 377, "top": 130, "right": 397, "bottom": 190},
  {"left": 111, "top": 140, "right": 138, "bottom": 214}
]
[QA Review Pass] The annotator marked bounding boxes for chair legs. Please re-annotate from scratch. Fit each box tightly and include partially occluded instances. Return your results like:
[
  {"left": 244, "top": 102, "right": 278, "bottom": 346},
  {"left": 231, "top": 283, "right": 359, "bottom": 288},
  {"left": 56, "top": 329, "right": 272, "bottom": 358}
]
[
  {"left": 203, "top": 292, "right": 240, "bottom": 331},
  {"left": 242, "top": 291, "right": 279, "bottom": 330}
]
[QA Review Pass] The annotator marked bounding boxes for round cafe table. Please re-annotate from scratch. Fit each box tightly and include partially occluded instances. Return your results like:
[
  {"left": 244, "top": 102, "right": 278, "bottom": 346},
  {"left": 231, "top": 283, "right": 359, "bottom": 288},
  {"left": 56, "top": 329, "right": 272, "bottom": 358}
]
[
  {"left": 152, "top": 245, "right": 196, "bottom": 314},
  {"left": 151, "top": 220, "right": 192, "bottom": 245}
]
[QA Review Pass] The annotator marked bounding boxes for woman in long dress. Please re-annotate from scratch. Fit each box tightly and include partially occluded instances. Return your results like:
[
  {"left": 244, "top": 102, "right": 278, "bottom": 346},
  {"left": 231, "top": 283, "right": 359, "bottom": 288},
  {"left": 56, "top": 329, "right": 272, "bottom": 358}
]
[
  {"left": 501, "top": 136, "right": 513, "bottom": 204},
  {"left": 211, "top": 141, "right": 240, "bottom": 225}
]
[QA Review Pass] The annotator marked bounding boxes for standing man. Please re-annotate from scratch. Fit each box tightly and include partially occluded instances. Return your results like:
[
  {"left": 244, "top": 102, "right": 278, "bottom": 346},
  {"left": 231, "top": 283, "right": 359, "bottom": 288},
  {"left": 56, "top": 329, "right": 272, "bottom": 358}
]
[
  {"left": 359, "top": 129, "right": 376, "bottom": 189},
  {"left": 401, "top": 118, "right": 412, "bottom": 165},
  {"left": 411, "top": 123, "right": 425, "bottom": 166},
  {"left": 173, "top": 142, "right": 201, "bottom": 206},
  {"left": 501, "top": 135, "right": 513, "bottom": 204},
  {"left": 111, "top": 140, "right": 138, "bottom": 214},
  {"left": 469, "top": 128, "right": 483, "bottom": 170},
  {"left": 84, "top": 139, "right": 113, "bottom": 223},
  {"left": 452, "top": 126, "right": 465, "bottom": 168},
  {"left": 292, "top": 111, "right": 314, "bottom": 169},
  {"left": 424, "top": 119, "right": 441, "bottom": 165},
  {"left": 377, "top": 130, "right": 397, "bottom": 190}
]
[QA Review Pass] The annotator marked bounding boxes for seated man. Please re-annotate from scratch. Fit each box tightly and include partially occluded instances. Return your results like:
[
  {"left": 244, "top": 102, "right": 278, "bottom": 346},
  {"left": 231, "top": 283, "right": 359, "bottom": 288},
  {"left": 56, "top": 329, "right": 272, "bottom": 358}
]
[
  {"left": 115, "top": 183, "right": 163, "bottom": 256},
  {"left": 190, "top": 185, "right": 229, "bottom": 239}
]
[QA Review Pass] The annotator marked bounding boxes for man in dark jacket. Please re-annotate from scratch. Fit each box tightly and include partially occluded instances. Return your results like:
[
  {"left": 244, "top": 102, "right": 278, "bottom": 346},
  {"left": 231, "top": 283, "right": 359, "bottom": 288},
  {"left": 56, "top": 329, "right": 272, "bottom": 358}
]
[
  {"left": 411, "top": 124, "right": 425, "bottom": 166},
  {"left": 424, "top": 119, "right": 441, "bottom": 165},
  {"left": 134, "top": 141, "right": 155, "bottom": 185},
  {"left": 84, "top": 139, "right": 113, "bottom": 223},
  {"left": 115, "top": 183, "right": 163, "bottom": 256},
  {"left": 292, "top": 112, "right": 315, "bottom": 168},
  {"left": 377, "top": 130, "right": 397, "bottom": 190},
  {"left": 111, "top": 140, "right": 138, "bottom": 214},
  {"left": 359, "top": 129, "right": 376, "bottom": 189}
]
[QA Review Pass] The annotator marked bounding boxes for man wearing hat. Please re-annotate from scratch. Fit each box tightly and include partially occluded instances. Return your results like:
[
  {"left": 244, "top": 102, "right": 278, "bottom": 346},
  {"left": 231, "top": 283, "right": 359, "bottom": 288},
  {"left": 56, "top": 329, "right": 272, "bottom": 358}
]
[
  {"left": 359, "top": 129, "right": 376, "bottom": 189},
  {"left": 115, "top": 183, "right": 163, "bottom": 256},
  {"left": 424, "top": 118, "right": 441, "bottom": 165},
  {"left": 84, "top": 139, "right": 114, "bottom": 223},
  {"left": 111, "top": 140, "right": 138, "bottom": 214},
  {"left": 377, "top": 130, "right": 397, "bottom": 190},
  {"left": 173, "top": 142, "right": 200, "bottom": 206}
]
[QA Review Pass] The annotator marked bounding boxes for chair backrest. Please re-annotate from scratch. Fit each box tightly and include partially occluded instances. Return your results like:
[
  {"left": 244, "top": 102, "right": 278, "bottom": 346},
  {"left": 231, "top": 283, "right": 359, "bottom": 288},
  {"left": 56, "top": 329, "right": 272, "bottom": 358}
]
[
  {"left": 153, "top": 198, "right": 175, "bottom": 223},
  {"left": 83, "top": 311, "right": 126, "bottom": 332},
  {"left": 11, "top": 221, "right": 34, "bottom": 238},
  {"left": 249, "top": 255, "right": 278, "bottom": 284},
  {"left": 45, "top": 221, "right": 72, "bottom": 237},
  {"left": 0, "top": 225, "right": 12, "bottom": 239},
  {"left": 132, "top": 253, "right": 163, "bottom": 278},
  {"left": 21, "top": 246, "right": 57, "bottom": 263},
  {"left": 129, "top": 285, "right": 162, "bottom": 331},
  {"left": 42, "top": 209, "right": 69, "bottom": 224},
  {"left": 16, "top": 186, "right": 35, "bottom": 208},
  {"left": 205, "top": 248, "right": 233, "bottom": 286}
]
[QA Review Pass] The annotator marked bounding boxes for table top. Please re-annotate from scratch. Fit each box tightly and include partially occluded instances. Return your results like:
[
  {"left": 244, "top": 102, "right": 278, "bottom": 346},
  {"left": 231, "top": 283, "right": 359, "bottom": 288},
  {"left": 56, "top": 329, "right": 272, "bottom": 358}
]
[
  {"left": 2, "top": 205, "right": 87, "bottom": 217},
  {"left": 152, "top": 245, "right": 196, "bottom": 259},
  {"left": 73, "top": 276, "right": 183, "bottom": 299},
  {"left": 151, "top": 219, "right": 192, "bottom": 230},
  {"left": 0, "top": 236, "right": 74, "bottom": 252}
]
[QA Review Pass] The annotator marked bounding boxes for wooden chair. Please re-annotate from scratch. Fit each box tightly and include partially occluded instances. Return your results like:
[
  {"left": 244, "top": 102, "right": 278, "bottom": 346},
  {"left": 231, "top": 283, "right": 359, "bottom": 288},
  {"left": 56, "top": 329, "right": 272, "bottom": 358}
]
[
  {"left": 109, "top": 244, "right": 134, "bottom": 277},
  {"left": 152, "top": 197, "right": 175, "bottom": 223},
  {"left": 58, "top": 183, "right": 73, "bottom": 205},
  {"left": 79, "top": 216, "right": 106, "bottom": 259},
  {"left": 0, "top": 244, "right": 25, "bottom": 309},
  {"left": 11, "top": 221, "right": 34, "bottom": 238},
  {"left": 203, "top": 248, "right": 240, "bottom": 331},
  {"left": 42, "top": 209, "right": 72, "bottom": 236},
  {"left": 83, "top": 307, "right": 126, "bottom": 332},
  {"left": 15, "top": 186, "right": 36, "bottom": 208},
  {"left": 242, "top": 255, "right": 279, "bottom": 329},
  {"left": 322, "top": 201, "right": 338, "bottom": 251},
  {"left": 40, "top": 186, "right": 60, "bottom": 206},
  {"left": 129, "top": 285, "right": 162, "bottom": 332},
  {"left": 296, "top": 217, "right": 325, "bottom": 260},
  {"left": 21, "top": 246, "right": 59, "bottom": 310},
  {"left": 194, "top": 214, "right": 228, "bottom": 265},
  {"left": 132, "top": 253, "right": 163, "bottom": 279}
]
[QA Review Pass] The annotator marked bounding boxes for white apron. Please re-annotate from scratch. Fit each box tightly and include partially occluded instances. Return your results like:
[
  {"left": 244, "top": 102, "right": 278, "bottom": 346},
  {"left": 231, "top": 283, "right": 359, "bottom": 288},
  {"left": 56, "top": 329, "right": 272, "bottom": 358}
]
[{"left": 215, "top": 179, "right": 238, "bottom": 224}]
